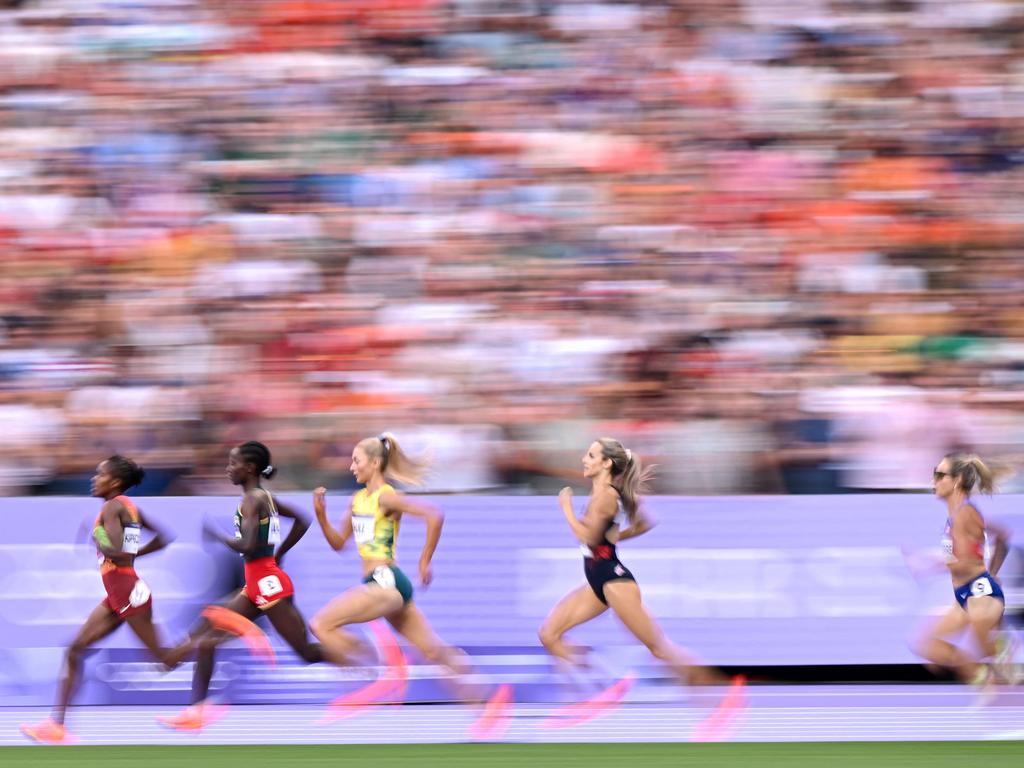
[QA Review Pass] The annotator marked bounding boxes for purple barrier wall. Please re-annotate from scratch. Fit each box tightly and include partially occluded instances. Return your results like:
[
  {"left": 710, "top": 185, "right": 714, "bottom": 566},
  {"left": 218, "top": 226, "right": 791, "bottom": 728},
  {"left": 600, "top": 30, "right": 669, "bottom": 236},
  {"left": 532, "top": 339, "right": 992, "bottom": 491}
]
[{"left": 2, "top": 494, "right": 1023, "bottom": 705}]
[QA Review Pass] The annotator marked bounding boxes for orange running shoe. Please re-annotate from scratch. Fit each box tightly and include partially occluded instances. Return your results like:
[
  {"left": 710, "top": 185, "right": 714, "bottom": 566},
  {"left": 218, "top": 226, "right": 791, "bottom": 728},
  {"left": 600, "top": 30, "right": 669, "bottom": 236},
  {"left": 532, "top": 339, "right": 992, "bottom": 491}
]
[
  {"left": 201, "top": 606, "right": 276, "bottom": 666},
  {"left": 157, "top": 701, "right": 230, "bottom": 732},
  {"left": 21, "top": 719, "right": 75, "bottom": 744}
]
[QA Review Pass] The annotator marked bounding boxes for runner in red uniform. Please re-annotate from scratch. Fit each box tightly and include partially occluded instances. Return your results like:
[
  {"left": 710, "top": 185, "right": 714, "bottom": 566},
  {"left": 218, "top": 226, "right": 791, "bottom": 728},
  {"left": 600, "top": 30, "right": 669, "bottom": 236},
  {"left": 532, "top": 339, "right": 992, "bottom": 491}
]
[{"left": 22, "top": 455, "right": 176, "bottom": 744}]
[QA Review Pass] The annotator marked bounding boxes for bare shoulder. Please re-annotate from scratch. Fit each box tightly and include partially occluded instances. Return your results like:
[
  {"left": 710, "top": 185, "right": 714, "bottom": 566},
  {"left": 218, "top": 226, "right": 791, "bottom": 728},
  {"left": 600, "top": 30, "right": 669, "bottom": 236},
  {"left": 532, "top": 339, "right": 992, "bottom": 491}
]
[
  {"left": 954, "top": 503, "right": 984, "bottom": 530},
  {"left": 243, "top": 489, "right": 268, "bottom": 513},
  {"left": 958, "top": 502, "right": 981, "bottom": 520},
  {"left": 588, "top": 486, "right": 619, "bottom": 516},
  {"left": 102, "top": 496, "right": 125, "bottom": 519}
]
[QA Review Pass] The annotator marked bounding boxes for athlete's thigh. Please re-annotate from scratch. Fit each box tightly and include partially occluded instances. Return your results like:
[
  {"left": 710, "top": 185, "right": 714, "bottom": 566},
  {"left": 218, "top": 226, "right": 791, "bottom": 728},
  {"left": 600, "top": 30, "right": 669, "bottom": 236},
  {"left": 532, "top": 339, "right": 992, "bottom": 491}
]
[
  {"left": 387, "top": 602, "right": 443, "bottom": 654},
  {"left": 71, "top": 601, "right": 123, "bottom": 648},
  {"left": 926, "top": 602, "right": 971, "bottom": 639},
  {"left": 603, "top": 579, "right": 666, "bottom": 649},
  {"left": 314, "top": 585, "right": 403, "bottom": 629},
  {"left": 966, "top": 595, "right": 1004, "bottom": 636},
  {"left": 225, "top": 589, "right": 262, "bottom": 619},
  {"left": 125, "top": 606, "right": 165, "bottom": 656},
  {"left": 541, "top": 583, "right": 608, "bottom": 636},
  {"left": 264, "top": 597, "right": 315, "bottom": 650}
]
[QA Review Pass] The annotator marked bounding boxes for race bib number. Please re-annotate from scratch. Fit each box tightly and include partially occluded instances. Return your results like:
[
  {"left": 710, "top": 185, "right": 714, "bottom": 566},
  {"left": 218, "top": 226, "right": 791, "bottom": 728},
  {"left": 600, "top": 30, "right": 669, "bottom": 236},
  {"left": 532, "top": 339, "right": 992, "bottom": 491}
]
[
  {"left": 371, "top": 566, "right": 396, "bottom": 590},
  {"left": 971, "top": 577, "right": 994, "bottom": 597},
  {"left": 122, "top": 526, "right": 141, "bottom": 555},
  {"left": 129, "top": 579, "right": 151, "bottom": 607},
  {"left": 268, "top": 514, "right": 282, "bottom": 545},
  {"left": 258, "top": 575, "right": 284, "bottom": 598},
  {"left": 352, "top": 516, "right": 375, "bottom": 545},
  {"left": 940, "top": 536, "right": 954, "bottom": 562}
]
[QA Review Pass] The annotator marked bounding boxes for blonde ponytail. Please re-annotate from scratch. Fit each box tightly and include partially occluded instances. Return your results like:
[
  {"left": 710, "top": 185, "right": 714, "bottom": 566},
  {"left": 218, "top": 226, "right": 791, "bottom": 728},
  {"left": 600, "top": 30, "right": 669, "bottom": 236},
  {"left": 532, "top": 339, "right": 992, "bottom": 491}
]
[
  {"left": 597, "top": 437, "right": 654, "bottom": 520},
  {"left": 946, "top": 453, "right": 997, "bottom": 495},
  {"left": 359, "top": 433, "right": 428, "bottom": 487}
]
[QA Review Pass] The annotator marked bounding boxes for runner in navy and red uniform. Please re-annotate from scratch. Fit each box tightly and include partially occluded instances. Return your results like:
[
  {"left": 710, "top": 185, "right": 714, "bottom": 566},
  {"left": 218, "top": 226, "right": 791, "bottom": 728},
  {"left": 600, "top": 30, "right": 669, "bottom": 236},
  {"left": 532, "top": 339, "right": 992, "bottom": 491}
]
[
  {"left": 22, "top": 455, "right": 176, "bottom": 744},
  {"left": 539, "top": 438, "right": 744, "bottom": 737},
  {"left": 160, "top": 441, "right": 343, "bottom": 732}
]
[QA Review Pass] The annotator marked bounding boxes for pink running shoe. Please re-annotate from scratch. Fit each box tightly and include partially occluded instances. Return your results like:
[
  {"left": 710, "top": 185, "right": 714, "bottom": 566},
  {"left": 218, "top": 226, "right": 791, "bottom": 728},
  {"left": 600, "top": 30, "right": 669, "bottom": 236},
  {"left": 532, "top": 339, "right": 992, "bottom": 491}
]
[
  {"left": 468, "top": 684, "right": 514, "bottom": 741},
  {"left": 540, "top": 675, "right": 634, "bottom": 730},
  {"left": 319, "top": 622, "right": 409, "bottom": 724},
  {"left": 691, "top": 675, "right": 747, "bottom": 742}
]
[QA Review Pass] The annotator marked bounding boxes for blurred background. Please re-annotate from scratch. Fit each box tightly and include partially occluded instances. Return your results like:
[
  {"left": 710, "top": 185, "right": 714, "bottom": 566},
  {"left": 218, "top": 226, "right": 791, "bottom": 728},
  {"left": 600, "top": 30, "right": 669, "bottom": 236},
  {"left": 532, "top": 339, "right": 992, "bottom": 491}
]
[{"left": 4, "top": 0, "right": 1024, "bottom": 498}]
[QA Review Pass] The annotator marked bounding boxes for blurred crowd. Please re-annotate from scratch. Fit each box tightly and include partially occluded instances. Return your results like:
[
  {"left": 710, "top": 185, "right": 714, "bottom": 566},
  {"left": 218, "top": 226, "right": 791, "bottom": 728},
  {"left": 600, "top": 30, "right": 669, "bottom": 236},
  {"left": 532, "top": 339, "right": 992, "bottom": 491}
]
[{"left": 4, "top": 0, "right": 1024, "bottom": 496}]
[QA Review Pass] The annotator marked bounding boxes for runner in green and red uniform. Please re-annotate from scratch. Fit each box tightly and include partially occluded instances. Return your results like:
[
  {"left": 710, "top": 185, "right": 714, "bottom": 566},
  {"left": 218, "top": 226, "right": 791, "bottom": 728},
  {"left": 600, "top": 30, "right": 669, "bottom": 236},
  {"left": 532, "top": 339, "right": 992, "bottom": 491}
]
[{"left": 160, "top": 441, "right": 346, "bottom": 732}]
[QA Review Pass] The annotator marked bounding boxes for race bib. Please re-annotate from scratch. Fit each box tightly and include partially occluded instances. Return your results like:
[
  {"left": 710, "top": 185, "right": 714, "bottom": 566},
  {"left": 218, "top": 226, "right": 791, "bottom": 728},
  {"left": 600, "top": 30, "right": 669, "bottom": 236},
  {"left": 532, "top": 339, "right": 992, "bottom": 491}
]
[
  {"left": 352, "top": 515, "right": 375, "bottom": 545},
  {"left": 971, "top": 577, "right": 994, "bottom": 597},
  {"left": 371, "top": 566, "right": 396, "bottom": 590},
  {"left": 940, "top": 536, "right": 954, "bottom": 562},
  {"left": 268, "top": 513, "right": 282, "bottom": 545},
  {"left": 122, "top": 525, "right": 141, "bottom": 555},
  {"left": 258, "top": 574, "right": 283, "bottom": 598}
]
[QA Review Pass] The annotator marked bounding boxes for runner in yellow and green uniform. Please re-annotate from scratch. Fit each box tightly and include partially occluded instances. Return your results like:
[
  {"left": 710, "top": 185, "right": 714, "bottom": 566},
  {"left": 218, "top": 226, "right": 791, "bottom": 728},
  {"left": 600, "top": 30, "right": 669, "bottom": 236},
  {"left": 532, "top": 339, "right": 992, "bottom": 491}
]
[{"left": 311, "top": 433, "right": 472, "bottom": 695}]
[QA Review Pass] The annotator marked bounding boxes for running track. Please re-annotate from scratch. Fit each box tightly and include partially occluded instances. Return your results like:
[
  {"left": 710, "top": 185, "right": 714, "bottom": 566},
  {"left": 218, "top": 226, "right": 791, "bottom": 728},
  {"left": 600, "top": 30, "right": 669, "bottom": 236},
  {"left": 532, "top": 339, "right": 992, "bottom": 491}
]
[{"left": 5, "top": 685, "right": 1024, "bottom": 745}]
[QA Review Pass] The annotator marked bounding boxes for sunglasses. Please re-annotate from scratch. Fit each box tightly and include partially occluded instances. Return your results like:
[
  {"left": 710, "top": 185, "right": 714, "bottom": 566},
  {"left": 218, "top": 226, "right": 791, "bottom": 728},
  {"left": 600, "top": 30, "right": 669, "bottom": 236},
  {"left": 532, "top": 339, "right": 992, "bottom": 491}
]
[{"left": 933, "top": 470, "right": 951, "bottom": 481}]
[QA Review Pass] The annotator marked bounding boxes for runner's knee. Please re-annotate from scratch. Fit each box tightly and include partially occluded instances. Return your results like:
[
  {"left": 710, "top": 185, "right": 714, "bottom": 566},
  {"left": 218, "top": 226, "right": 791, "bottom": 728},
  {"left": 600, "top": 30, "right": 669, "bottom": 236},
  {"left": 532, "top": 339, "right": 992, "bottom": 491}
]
[
  {"left": 538, "top": 624, "right": 560, "bottom": 651},
  {"left": 309, "top": 616, "right": 331, "bottom": 640}
]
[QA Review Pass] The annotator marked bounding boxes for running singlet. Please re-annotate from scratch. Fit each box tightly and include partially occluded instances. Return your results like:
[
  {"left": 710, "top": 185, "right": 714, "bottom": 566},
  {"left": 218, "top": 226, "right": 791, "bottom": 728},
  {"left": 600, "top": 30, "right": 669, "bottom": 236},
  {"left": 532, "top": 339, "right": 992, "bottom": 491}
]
[
  {"left": 579, "top": 501, "right": 628, "bottom": 562},
  {"left": 94, "top": 495, "right": 141, "bottom": 574},
  {"left": 234, "top": 488, "right": 282, "bottom": 560},
  {"left": 94, "top": 495, "right": 151, "bottom": 616},
  {"left": 579, "top": 496, "right": 635, "bottom": 604},
  {"left": 941, "top": 500, "right": 985, "bottom": 564},
  {"left": 351, "top": 484, "right": 399, "bottom": 561},
  {"left": 232, "top": 489, "right": 293, "bottom": 608}
]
